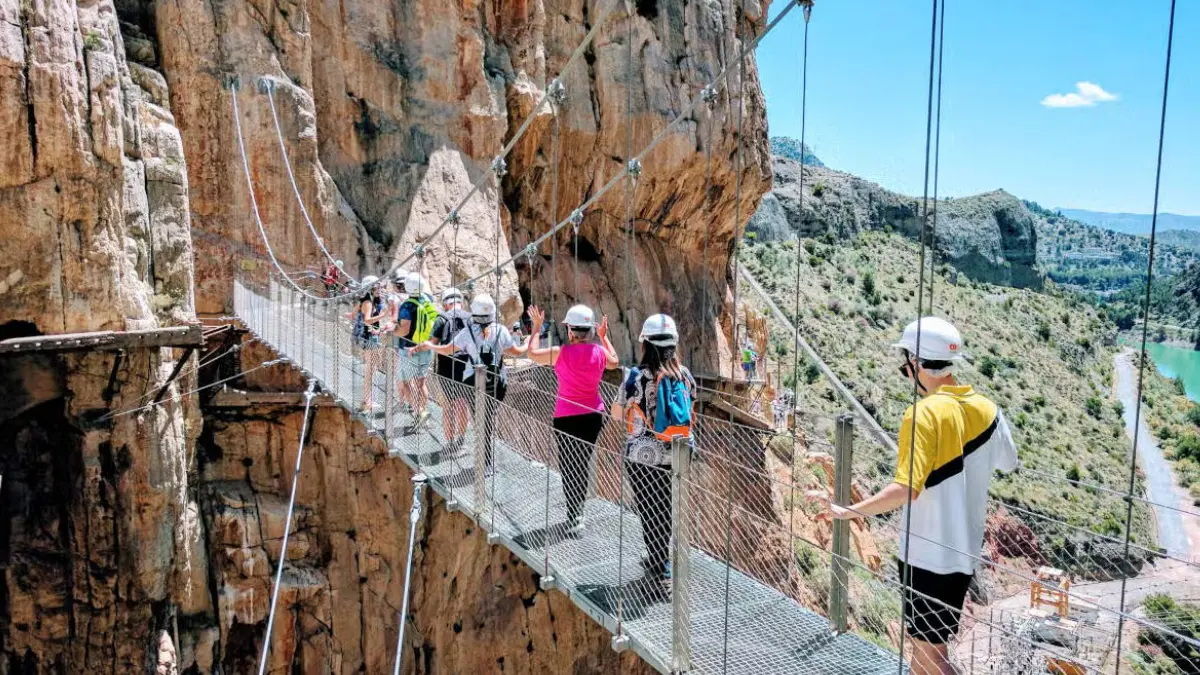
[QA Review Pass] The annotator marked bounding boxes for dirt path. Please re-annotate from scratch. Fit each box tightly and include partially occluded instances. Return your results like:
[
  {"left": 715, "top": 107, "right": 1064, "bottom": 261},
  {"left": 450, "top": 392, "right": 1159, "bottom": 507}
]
[{"left": 1114, "top": 350, "right": 1200, "bottom": 560}]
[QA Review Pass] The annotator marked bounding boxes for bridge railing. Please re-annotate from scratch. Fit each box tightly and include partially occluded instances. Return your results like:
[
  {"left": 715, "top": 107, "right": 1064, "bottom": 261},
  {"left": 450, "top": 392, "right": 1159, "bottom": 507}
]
[{"left": 232, "top": 270, "right": 1200, "bottom": 675}]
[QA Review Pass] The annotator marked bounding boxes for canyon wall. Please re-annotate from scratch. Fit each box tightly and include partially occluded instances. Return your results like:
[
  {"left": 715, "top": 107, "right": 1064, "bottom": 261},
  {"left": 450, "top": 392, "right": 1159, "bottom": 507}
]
[{"left": 1, "top": 0, "right": 775, "bottom": 671}]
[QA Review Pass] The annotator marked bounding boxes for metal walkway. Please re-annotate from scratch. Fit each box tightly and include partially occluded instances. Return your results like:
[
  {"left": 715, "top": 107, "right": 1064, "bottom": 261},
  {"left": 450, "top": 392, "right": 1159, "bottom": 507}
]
[{"left": 234, "top": 277, "right": 901, "bottom": 674}]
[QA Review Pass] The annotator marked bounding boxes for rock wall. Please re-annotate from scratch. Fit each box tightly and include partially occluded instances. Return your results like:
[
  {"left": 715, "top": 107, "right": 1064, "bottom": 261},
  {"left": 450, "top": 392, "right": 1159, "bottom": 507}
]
[
  {"left": 748, "top": 157, "right": 1044, "bottom": 290},
  {"left": 1, "top": 0, "right": 776, "bottom": 670},
  {"left": 0, "top": 0, "right": 199, "bottom": 670}
]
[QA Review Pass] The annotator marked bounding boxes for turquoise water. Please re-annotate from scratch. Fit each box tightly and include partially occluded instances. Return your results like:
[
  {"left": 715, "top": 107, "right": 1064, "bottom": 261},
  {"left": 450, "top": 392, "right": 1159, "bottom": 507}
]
[{"left": 1145, "top": 342, "right": 1200, "bottom": 402}]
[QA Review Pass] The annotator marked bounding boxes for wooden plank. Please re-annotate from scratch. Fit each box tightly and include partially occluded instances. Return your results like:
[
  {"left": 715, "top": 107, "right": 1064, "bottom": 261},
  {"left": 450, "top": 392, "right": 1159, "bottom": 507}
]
[
  {"left": 0, "top": 325, "right": 205, "bottom": 354},
  {"left": 207, "top": 389, "right": 338, "bottom": 408}
]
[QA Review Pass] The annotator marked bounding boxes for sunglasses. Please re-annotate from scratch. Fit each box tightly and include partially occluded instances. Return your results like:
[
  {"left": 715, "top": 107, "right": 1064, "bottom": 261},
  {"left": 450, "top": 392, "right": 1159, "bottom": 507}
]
[{"left": 569, "top": 326, "right": 592, "bottom": 334}]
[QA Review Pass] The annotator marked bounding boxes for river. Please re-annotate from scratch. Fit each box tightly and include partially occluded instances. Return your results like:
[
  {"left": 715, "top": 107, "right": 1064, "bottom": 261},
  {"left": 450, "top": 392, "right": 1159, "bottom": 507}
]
[
  {"left": 1114, "top": 351, "right": 1195, "bottom": 558},
  {"left": 1145, "top": 341, "right": 1200, "bottom": 402}
]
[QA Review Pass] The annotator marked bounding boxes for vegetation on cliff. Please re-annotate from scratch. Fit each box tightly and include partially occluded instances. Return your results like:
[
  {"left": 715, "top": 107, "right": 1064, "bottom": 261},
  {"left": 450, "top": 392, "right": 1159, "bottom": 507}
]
[{"left": 741, "top": 230, "right": 1156, "bottom": 575}]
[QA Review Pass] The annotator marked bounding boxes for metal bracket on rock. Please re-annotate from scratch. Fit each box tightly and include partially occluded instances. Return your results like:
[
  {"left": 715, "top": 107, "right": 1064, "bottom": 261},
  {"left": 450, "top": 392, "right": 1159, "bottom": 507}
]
[
  {"left": 257, "top": 76, "right": 275, "bottom": 96},
  {"left": 701, "top": 85, "right": 718, "bottom": 109},
  {"left": 491, "top": 156, "right": 508, "bottom": 178},
  {"left": 539, "top": 575, "right": 557, "bottom": 591},
  {"left": 523, "top": 244, "right": 537, "bottom": 260},
  {"left": 448, "top": 210, "right": 461, "bottom": 226},
  {"left": 626, "top": 159, "right": 642, "bottom": 181},
  {"left": 547, "top": 79, "right": 568, "bottom": 109},
  {"left": 414, "top": 244, "right": 426, "bottom": 259}
]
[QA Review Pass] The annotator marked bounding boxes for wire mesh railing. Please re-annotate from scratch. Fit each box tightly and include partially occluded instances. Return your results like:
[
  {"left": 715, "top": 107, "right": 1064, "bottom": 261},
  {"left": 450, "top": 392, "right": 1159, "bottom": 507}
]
[{"left": 233, "top": 272, "right": 1200, "bottom": 675}]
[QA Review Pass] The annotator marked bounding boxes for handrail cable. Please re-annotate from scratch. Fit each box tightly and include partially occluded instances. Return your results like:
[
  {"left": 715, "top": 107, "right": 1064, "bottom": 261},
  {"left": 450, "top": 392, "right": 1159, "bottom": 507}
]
[
  {"left": 1115, "top": 0, "right": 1177, "bottom": 665},
  {"left": 461, "top": 0, "right": 805, "bottom": 288},
  {"left": 232, "top": 3, "right": 617, "bottom": 303},
  {"left": 101, "top": 358, "right": 285, "bottom": 420},
  {"left": 898, "top": 0, "right": 942, "bottom": 668},
  {"left": 265, "top": 80, "right": 357, "bottom": 283},
  {"left": 256, "top": 380, "right": 317, "bottom": 675}
]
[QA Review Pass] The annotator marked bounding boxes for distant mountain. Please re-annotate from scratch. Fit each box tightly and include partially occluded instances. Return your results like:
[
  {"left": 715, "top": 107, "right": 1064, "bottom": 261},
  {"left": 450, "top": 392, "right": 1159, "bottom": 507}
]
[
  {"left": 1058, "top": 208, "right": 1200, "bottom": 237},
  {"left": 1159, "top": 230, "right": 1200, "bottom": 252},
  {"left": 769, "top": 137, "right": 823, "bottom": 167}
]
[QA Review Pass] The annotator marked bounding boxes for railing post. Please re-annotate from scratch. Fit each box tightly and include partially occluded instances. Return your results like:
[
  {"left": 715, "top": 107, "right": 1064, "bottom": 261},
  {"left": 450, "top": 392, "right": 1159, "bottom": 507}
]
[
  {"left": 829, "top": 413, "right": 855, "bottom": 633},
  {"left": 670, "top": 435, "right": 692, "bottom": 673},
  {"left": 384, "top": 348, "right": 396, "bottom": 443},
  {"left": 473, "top": 371, "right": 487, "bottom": 514}
]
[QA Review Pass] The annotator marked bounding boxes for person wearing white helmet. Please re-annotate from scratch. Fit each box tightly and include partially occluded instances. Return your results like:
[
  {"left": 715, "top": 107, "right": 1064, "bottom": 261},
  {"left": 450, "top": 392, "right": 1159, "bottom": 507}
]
[
  {"left": 527, "top": 303, "right": 620, "bottom": 535},
  {"left": 412, "top": 293, "right": 528, "bottom": 472},
  {"left": 426, "top": 287, "right": 473, "bottom": 454},
  {"left": 351, "top": 275, "right": 386, "bottom": 412},
  {"left": 611, "top": 313, "right": 696, "bottom": 587},
  {"left": 393, "top": 272, "right": 438, "bottom": 428},
  {"left": 812, "top": 316, "right": 1016, "bottom": 674}
]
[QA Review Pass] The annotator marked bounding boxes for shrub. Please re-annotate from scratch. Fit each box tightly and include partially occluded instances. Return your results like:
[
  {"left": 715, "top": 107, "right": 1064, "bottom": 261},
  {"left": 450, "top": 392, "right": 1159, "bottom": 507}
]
[
  {"left": 977, "top": 355, "right": 998, "bottom": 379},
  {"left": 1174, "top": 377, "right": 1187, "bottom": 396},
  {"left": 861, "top": 271, "right": 877, "bottom": 298},
  {"left": 1085, "top": 396, "right": 1104, "bottom": 419},
  {"left": 1036, "top": 322, "right": 1052, "bottom": 342},
  {"left": 812, "top": 181, "right": 826, "bottom": 198},
  {"left": 1187, "top": 405, "right": 1200, "bottom": 428},
  {"left": 1113, "top": 401, "right": 1125, "bottom": 417},
  {"left": 804, "top": 362, "right": 822, "bottom": 384},
  {"left": 1175, "top": 434, "right": 1200, "bottom": 463}
]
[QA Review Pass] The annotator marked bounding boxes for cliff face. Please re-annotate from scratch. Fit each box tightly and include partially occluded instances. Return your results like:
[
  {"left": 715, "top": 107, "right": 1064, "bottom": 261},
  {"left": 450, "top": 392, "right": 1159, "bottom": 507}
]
[
  {"left": 1, "top": 0, "right": 773, "bottom": 672},
  {"left": 748, "top": 157, "right": 1043, "bottom": 290},
  {"left": 1, "top": 0, "right": 199, "bottom": 669}
]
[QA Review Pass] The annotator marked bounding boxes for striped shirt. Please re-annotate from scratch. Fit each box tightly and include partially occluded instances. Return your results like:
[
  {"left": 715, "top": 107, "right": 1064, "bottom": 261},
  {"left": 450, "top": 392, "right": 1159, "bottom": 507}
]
[{"left": 895, "top": 384, "right": 1018, "bottom": 575}]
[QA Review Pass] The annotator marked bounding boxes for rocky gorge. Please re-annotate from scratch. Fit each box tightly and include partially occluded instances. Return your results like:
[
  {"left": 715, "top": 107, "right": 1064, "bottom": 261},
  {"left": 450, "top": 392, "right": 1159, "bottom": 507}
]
[{"left": 0, "top": 0, "right": 780, "bottom": 672}]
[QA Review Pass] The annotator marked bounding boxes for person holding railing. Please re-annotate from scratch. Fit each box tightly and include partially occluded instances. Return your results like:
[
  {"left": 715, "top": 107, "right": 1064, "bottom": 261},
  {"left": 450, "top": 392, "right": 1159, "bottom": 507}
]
[
  {"left": 411, "top": 293, "right": 528, "bottom": 473},
  {"left": 611, "top": 314, "right": 696, "bottom": 588},
  {"left": 351, "top": 275, "right": 385, "bottom": 412},
  {"left": 811, "top": 317, "right": 1017, "bottom": 675},
  {"left": 428, "top": 287, "right": 472, "bottom": 456},
  {"left": 526, "top": 304, "right": 620, "bottom": 536},
  {"left": 394, "top": 272, "right": 439, "bottom": 430}
]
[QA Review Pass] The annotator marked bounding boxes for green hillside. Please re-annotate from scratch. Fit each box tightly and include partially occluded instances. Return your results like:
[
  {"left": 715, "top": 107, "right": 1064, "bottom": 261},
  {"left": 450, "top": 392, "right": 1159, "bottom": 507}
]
[{"left": 741, "top": 230, "right": 1158, "bottom": 574}]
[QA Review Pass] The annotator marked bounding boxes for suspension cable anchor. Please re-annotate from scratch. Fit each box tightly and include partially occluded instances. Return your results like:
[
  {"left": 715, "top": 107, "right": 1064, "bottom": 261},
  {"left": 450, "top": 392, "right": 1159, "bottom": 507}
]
[
  {"left": 569, "top": 208, "right": 585, "bottom": 229},
  {"left": 626, "top": 158, "right": 642, "bottom": 181},
  {"left": 414, "top": 244, "right": 426, "bottom": 259},
  {"left": 611, "top": 633, "right": 629, "bottom": 653},
  {"left": 539, "top": 575, "right": 557, "bottom": 591},
  {"left": 700, "top": 85, "right": 718, "bottom": 108},
  {"left": 523, "top": 243, "right": 538, "bottom": 259},
  {"left": 447, "top": 210, "right": 460, "bottom": 226},
  {"left": 802, "top": 0, "right": 814, "bottom": 23},
  {"left": 465, "top": 279, "right": 476, "bottom": 293},
  {"left": 491, "top": 156, "right": 508, "bottom": 178},
  {"left": 547, "top": 78, "right": 568, "bottom": 109},
  {"left": 257, "top": 76, "right": 275, "bottom": 95}
]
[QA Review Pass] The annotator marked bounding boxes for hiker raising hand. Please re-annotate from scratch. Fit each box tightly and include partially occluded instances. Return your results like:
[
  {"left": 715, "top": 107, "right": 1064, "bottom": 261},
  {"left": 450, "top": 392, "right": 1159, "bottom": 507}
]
[{"left": 528, "top": 304, "right": 619, "bottom": 536}]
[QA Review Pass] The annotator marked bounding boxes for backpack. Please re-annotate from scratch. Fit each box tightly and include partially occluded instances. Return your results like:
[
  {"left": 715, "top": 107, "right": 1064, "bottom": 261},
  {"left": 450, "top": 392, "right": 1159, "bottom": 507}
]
[
  {"left": 405, "top": 295, "right": 439, "bottom": 343},
  {"left": 624, "top": 368, "right": 693, "bottom": 441}
]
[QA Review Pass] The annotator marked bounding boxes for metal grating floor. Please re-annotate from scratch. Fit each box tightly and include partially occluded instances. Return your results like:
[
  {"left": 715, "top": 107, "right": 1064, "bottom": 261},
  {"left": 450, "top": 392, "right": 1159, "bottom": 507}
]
[{"left": 236, "top": 281, "right": 903, "bottom": 674}]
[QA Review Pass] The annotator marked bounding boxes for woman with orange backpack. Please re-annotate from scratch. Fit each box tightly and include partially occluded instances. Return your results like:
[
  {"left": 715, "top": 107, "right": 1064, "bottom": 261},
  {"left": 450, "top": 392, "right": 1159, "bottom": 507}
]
[{"left": 611, "top": 314, "right": 696, "bottom": 587}]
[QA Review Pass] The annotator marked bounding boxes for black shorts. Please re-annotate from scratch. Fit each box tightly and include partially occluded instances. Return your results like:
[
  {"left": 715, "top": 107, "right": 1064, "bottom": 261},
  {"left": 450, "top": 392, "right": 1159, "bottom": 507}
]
[{"left": 897, "top": 560, "right": 972, "bottom": 645}]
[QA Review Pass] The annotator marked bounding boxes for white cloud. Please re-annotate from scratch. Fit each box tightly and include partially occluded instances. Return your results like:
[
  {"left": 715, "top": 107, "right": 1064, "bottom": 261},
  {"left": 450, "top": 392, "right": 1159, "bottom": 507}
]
[{"left": 1041, "top": 81, "right": 1119, "bottom": 108}]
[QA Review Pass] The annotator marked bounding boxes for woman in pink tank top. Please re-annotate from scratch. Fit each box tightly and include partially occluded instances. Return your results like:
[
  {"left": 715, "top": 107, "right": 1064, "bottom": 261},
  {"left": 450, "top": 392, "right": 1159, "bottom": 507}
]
[{"left": 528, "top": 304, "right": 620, "bottom": 535}]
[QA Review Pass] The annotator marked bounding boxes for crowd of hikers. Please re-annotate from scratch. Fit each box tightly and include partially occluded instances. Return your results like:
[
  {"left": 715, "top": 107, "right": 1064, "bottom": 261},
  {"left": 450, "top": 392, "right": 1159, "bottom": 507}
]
[
  {"left": 337, "top": 268, "right": 1017, "bottom": 673},
  {"left": 342, "top": 269, "right": 694, "bottom": 586}
]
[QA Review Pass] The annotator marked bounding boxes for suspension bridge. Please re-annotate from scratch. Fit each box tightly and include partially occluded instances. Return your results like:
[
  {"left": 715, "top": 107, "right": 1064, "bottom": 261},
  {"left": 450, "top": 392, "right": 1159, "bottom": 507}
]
[{"left": 118, "top": 0, "right": 1200, "bottom": 672}]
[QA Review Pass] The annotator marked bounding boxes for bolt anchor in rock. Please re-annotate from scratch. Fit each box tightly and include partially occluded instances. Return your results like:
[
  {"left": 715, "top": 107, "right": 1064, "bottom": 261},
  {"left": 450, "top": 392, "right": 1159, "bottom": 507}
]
[
  {"left": 626, "top": 159, "right": 642, "bottom": 182},
  {"left": 491, "top": 156, "right": 508, "bottom": 178}
]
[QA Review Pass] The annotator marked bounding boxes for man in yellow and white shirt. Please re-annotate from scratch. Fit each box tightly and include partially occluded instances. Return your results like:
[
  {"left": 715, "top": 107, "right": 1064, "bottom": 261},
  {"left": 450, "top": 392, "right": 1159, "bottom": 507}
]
[{"left": 817, "top": 317, "right": 1016, "bottom": 675}]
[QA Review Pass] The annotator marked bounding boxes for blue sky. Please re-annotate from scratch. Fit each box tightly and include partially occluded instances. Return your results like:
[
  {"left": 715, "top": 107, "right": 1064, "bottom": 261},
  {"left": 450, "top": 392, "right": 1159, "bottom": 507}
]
[{"left": 756, "top": 0, "right": 1199, "bottom": 215}]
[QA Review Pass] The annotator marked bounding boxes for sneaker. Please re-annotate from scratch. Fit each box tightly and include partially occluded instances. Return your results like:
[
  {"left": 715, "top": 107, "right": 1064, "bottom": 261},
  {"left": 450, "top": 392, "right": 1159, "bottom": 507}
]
[{"left": 565, "top": 515, "right": 586, "bottom": 538}]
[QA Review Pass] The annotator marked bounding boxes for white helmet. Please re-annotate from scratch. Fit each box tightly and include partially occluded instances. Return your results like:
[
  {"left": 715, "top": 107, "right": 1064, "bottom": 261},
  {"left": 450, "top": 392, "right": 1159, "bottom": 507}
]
[
  {"left": 470, "top": 294, "right": 497, "bottom": 324},
  {"left": 441, "top": 287, "right": 464, "bottom": 305},
  {"left": 892, "top": 317, "right": 965, "bottom": 362},
  {"left": 360, "top": 275, "right": 380, "bottom": 288},
  {"left": 405, "top": 272, "right": 425, "bottom": 297},
  {"left": 335, "top": 259, "right": 344, "bottom": 268},
  {"left": 562, "top": 304, "right": 595, "bottom": 328},
  {"left": 393, "top": 268, "right": 409, "bottom": 284},
  {"left": 640, "top": 314, "right": 679, "bottom": 347}
]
